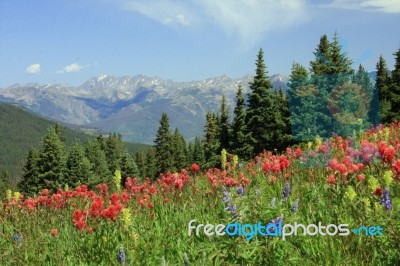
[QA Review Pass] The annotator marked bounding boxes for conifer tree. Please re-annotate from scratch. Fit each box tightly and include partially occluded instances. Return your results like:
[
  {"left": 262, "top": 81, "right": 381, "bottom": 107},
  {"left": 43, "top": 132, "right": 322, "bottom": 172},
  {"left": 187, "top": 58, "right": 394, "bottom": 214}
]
[
  {"left": 105, "top": 133, "right": 124, "bottom": 174},
  {"left": 230, "top": 84, "right": 252, "bottom": 158},
  {"left": 192, "top": 136, "right": 205, "bottom": 166},
  {"left": 154, "top": 113, "right": 174, "bottom": 175},
  {"left": 308, "top": 33, "right": 353, "bottom": 138},
  {"left": 37, "top": 126, "right": 67, "bottom": 192},
  {"left": 274, "top": 88, "right": 292, "bottom": 150},
  {"left": 187, "top": 142, "right": 195, "bottom": 165},
  {"left": 18, "top": 149, "right": 41, "bottom": 196},
  {"left": 135, "top": 149, "right": 147, "bottom": 180},
  {"left": 66, "top": 142, "right": 93, "bottom": 188},
  {"left": 352, "top": 65, "right": 377, "bottom": 126},
  {"left": 246, "top": 48, "right": 276, "bottom": 154},
  {"left": 171, "top": 128, "right": 187, "bottom": 171},
  {"left": 203, "top": 112, "right": 220, "bottom": 168},
  {"left": 376, "top": 55, "right": 392, "bottom": 123},
  {"left": 85, "top": 139, "right": 111, "bottom": 186},
  {"left": 219, "top": 95, "right": 230, "bottom": 151},
  {"left": 0, "top": 169, "right": 11, "bottom": 199},
  {"left": 120, "top": 151, "right": 138, "bottom": 182},
  {"left": 287, "top": 63, "right": 318, "bottom": 141},
  {"left": 390, "top": 48, "right": 400, "bottom": 121},
  {"left": 145, "top": 147, "right": 158, "bottom": 180}
]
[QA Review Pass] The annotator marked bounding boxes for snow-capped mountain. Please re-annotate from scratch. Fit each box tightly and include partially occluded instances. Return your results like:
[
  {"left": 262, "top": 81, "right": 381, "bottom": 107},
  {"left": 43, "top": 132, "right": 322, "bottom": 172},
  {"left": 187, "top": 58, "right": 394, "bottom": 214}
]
[{"left": 0, "top": 74, "right": 288, "bottom": 144}]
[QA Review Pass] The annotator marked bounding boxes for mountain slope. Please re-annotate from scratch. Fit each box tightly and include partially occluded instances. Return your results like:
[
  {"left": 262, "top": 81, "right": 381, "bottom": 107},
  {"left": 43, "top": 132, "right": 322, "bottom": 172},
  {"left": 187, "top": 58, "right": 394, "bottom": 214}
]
[{"left": 0, "top": 103, "right": 148, "bottom": 180}]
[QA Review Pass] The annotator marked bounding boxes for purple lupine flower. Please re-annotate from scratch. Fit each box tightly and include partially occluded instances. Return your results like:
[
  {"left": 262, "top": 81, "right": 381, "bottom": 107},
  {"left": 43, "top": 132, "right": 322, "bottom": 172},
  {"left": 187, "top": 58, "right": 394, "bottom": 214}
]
[
  {"left": 291, "top": 199, "right": 300, "bottom": 212},
  {"left": 12, "top": 233, "right": 22, "bottom": 244},
  {"left": 118, "top": 246, "right": 126, "bottom": 264},
  {"left": 282, "top": 182, "right": 290, "bottom": 199},
  {"left": 379, "top": 188, "right": 392, "bottom": 210},
  {"left": 222, "top": 187, "right": 231, "bottom": 203},
  {"left": 237, "top": 185, "right": 244, "bottom": 196},
  {"left": 267, "top": 215, "right": 284, "bottom": 234}
]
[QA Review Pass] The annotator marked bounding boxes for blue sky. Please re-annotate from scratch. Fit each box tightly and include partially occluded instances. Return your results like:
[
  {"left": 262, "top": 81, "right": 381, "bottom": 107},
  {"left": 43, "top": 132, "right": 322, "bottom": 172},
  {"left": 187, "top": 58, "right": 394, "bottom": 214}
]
[{"left": 0, "top": 0, "right": 399, "bottom": 87}]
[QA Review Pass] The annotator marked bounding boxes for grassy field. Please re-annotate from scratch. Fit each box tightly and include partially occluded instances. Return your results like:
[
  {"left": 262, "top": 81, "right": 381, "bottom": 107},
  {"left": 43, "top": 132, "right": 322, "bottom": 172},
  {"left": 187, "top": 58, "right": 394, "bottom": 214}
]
[{"left": 1, "top": 124, "right": 400, "bottom": 265}]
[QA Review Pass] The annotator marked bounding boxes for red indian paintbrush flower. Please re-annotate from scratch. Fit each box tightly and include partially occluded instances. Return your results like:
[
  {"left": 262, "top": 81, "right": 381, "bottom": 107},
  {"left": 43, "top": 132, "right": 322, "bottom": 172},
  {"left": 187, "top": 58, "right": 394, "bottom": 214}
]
[{"left": 191, "top": 163, "right": 200, "bottom": 172}]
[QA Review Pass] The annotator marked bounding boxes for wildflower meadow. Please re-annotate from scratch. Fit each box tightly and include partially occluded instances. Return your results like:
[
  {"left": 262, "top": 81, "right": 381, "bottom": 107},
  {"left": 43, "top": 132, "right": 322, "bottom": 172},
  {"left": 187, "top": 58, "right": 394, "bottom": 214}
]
[{"left": 1, "top": 123, "right": 400, "bottom": 265}]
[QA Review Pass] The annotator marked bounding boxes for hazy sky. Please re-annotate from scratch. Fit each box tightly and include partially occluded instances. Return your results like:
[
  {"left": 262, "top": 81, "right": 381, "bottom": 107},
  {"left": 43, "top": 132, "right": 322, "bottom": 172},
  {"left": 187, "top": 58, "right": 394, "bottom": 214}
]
[{"left": 0, "top": 0, "right": 399, "bottom": 87}]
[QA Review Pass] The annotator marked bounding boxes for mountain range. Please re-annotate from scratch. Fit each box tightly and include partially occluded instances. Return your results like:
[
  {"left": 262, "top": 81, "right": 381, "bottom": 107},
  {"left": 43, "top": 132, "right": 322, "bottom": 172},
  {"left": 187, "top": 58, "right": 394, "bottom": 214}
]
[{"left": 0, "top": 74, "right": 289, "bottom": 144}]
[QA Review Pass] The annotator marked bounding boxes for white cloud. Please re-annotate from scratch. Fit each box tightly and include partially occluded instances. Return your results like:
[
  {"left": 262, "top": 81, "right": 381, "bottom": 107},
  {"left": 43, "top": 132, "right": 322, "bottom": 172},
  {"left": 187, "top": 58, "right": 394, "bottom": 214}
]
[
  {"left": 196, "top": 0, "right": 308, "bottom": 48},
  {"left": 26, "top": 63, "right": 41, "bottom": 74},
  {"left": 328, "top": 0, "right": 400, "bottom": 13},
  {"left": 124, "top": 0, "right": 194, "bottom": 26},
  {"left": 59, "top": 63, "right": 84, "bottom": 73},
  {"left": 123, "top": 0, "right": 308, "bottom": 48}
]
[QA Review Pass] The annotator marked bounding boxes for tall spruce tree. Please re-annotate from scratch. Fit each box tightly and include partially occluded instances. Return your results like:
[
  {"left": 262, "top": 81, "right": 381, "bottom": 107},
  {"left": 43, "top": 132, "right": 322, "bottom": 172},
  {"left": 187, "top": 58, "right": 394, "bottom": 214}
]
[
  {"left": 105, "top": 133, "right": 124, "bottom": 174},
  {"left": 352, "top": 64, "right": 376, "bottom": 126},
  {"left": 219, "top": 95, "right": 230, "bottom": 151},
  {"left": 287, "top": 63, "right": 315, "bottom": 140},
  {"left": 274, "top": 88, "right": 293, "bottom": 150},
  {"left": 171, "top": 128, "right": 187, "bottom": 171},
  {"left": 18, "top": 149, "right": 41, "bottom": 196},
  {"left": 120, "top": 151, "right": 138, "bottom": 182},
  {"left": 154, "top": 113, "right": 174, "bottom": 175},
  {"left": 203, "top": 112, "right": 220, "bottom": 168},
  {"left": 192, "top": 136, "right": 205, "bottom": 166},
  {"left": 230, "top": 84, "right": 252, "bottom": 158},
  {"left": 390, "top": 48, "right": 400, "bottom": 121},
  {"left": 85, "top": 139, "right": 111, "bottom": 186},
  {"left": 135, "top": 150, "right": 147, "bottom": 180},
  {"left": 308, "top": 33, "right": 353, "bottom": 138},
  {"left": 145, "top": 147, "right": 158, "bottom": 180},
  {"left": 376, "top": 55, "right": 392, "bottom": 123},
  {"left": 66, "top": 142, "right": 93, "bottom": 188},
  {"left": 246, "top": 48, "right": 276, "bottom": 154},
  {"left": 37, "top": 127, "right": 67, "bottom": 192}
]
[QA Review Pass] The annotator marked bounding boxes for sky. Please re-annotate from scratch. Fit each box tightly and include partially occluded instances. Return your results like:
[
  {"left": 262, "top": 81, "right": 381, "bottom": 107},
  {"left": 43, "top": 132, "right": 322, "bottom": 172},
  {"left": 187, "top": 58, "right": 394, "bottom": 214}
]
[{"left": 0, "top": 0, "right": 399, "bottom": 87}]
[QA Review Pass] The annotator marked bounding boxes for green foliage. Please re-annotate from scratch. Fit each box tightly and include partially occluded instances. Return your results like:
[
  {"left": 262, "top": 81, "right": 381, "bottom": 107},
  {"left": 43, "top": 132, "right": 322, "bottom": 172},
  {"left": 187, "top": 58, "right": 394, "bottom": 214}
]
[
  {"left": 219, "top": 95, "right": 230, "bottom": 151},
  {"left": 120, "top": 151, "right": 138, "bottom": 182},
  {"left": 37, "top": 127, "right": 67, "bottom": 192},
  {"left": 135, "top": 150, "right": 147, "bottom": 180},
  {"left": 230, "top": 84, "right": 252, "bottom": 159},
  {"left": 389, "top": 48, "right": 400, "bottom": 121},
  {"left": 192, "top": 136, "right": 205, "bottom": 166},
  {"left": 203, "top": 112, "right": 221, "bottom": 168},
  {"left": 85, "top": 139, "right": 112, "bottom": 187},
  {"left": 154, "top": 113, "right": 174, "bottom": 175},
  {"left": 171, "top": 128, "right": 187, "bottom": 171},
  {"left": 246, "top": 48, "right": 276, "bottom": 154},
  {"left": 66, "top": 142, "right": 93, "bottom": 188},
  {"left": 376, "top": 55, "right": 392, "bottom": 123},
  {"left": 0, "top": 169, "right": 11, "bottom": 200},
  {"left": 18, "top": 150, "right": 40, "bottom": 196},
  {"left": 145, "top": 147, "right": 158, "bottom": 180}
]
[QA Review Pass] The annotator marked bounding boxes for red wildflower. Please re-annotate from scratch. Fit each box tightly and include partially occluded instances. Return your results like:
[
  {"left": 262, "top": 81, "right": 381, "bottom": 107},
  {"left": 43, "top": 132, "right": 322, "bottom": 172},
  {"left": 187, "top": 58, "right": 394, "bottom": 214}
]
[
  {"left": 163, "top": 197, "right": 169, "bottom": 203},
  {"left": 50, "top": 228, "right": 58, "bottom": 236},
  {"left": 373, "top": 186, "right": 383, "bottom": 197},
  {"left": 327, "top": 175, "right": 336, "bottom": 184},
  {"left": 147, "top": 202, "right": 154, "bottom": 209},
  {"left": 86, "top": 227, "right": 93, "bottom": 234},
  {"left": 191, "top": 163, "right": 200, "bottom": 172},
  {"left": 357, "top": 174, "right": 365, "bottom": 182},
  {"left": 174, "top": 178, "right": 184, "bottom": 189}
]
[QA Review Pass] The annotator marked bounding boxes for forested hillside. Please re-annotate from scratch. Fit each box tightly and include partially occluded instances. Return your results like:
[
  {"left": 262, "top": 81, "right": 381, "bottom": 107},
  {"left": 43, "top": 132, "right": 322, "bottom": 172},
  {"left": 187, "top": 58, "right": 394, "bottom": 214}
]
[{"left": 0, "top": 103, "right": 147, "bottom": 181}]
